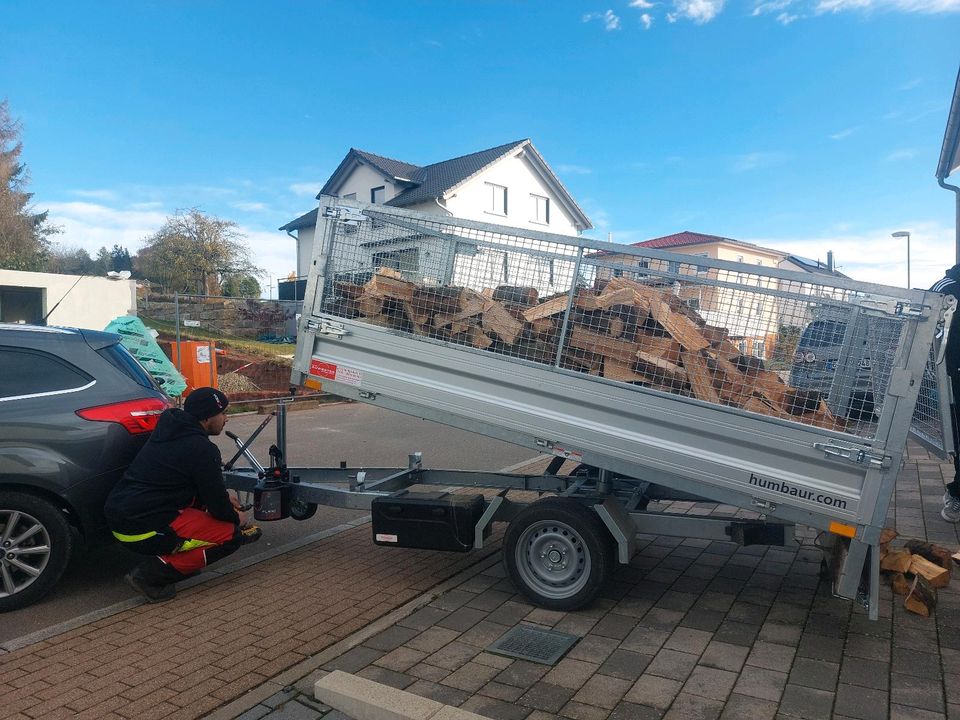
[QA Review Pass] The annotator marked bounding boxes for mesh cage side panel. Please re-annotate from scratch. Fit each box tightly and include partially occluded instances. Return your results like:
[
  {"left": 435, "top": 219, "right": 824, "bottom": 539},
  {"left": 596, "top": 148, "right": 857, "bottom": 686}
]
[{"left": 314, "top": 207, "right": 935, "bottom": 443}]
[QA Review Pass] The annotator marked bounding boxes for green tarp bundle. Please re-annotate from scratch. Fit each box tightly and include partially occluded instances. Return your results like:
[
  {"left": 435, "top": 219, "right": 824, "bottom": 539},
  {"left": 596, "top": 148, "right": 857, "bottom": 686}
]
[{"left": 104, "top": 315, "right": 187, "bottom": 397}]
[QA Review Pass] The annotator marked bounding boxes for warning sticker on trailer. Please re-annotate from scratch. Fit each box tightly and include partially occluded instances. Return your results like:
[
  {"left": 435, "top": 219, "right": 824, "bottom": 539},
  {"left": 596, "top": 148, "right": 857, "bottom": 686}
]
[
  {"left": 375, "top": 533, "right": 398, "bottom": 543},
  {"left": 551, "top": 446, "right": 584, "bottom": 463},
  {"left": 309, "top": 359, "right": 363, "bottom": 386}
]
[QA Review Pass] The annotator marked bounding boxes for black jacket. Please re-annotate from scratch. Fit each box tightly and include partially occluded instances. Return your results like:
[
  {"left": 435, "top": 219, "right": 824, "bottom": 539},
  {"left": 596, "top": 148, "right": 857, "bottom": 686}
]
[
  {"left": 104, "top": 408, "right": 238, "bottom": 534},
  {"left": 931, "top": 264, "right": 960, "bottom": 374}
]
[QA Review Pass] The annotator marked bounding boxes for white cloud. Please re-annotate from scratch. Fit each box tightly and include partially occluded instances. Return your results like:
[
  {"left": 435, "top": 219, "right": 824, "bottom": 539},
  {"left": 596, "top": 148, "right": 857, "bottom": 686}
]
[
  {"left": 70, "top": 189, "right": 118, "bottom": 201},
  {"left": 730, "top": 151, "right": 788, "bottom": 172},
  {"left": 629, "top": 0, "right": 655, "bottom": 7},
  {"left": 885, "top": 148, "right": 917, "bottom": 161},
  {"left": 42, "top": 199, "right": 296, "bottom": 297},
  {"left": 557, "top": 164, "right": 593, "bottom": 175},
  {"left": 830, "top": 127, "right": 856, "bottom": 140},
  {"left": 44, "top": 201, "right": 168, "bottom": 255},
  {"left": 777, "top": 10, "right": 801, "bottom": 20},
  {"left": 667, "top": 0, "right": 725, "bottom": 23},
  {"left": 752, "top": 220, "right": 954, "bottom": 289},
  {"left": 232, "top": 201, "right": 269, "bottom": 212},
  {"left": 752, "top": 0, "right": 794, "bottom": 15},
  {"left": 288, "top": 182, "right": 322, "bottom": 197},
  {"left": 641, "top": 12, "right": 655, "bottom": 27},
  {"left": 583, "top": 9, "right": 621, "bottom": 29}
]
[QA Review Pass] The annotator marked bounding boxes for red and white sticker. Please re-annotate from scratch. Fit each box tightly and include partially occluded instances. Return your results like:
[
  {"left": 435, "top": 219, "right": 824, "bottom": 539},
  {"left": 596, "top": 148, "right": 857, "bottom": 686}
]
[
  {"left": 375, "top": 533, "right": 398, "bottom": 543},
  {"left": 551, "top": 446, "right": 584, "bottom": 463},
  {"left": 310, "top": 359, "right": 362, "bottom": 386}
]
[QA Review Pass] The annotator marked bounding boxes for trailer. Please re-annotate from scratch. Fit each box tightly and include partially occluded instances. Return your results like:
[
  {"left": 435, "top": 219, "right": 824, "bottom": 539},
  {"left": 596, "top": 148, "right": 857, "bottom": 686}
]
[{"left": 222, "top": 196, "right": 955, "bottom": 619}]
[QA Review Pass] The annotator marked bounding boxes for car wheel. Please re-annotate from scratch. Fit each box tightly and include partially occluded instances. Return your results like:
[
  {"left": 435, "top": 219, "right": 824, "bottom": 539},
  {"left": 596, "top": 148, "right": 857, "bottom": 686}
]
[
  {"left": 0, "top": 491, "right": 73, "bottom": 612},
  {"left": 503, "top": 497, "right": 613, "bottom": 611}
]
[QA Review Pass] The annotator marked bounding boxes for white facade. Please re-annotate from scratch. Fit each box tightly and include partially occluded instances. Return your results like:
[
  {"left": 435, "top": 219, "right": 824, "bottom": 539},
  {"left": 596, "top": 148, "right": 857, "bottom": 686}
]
[
  {"left": 291, "top": 143, "right": 587, "bottom": 279},
  {"left": 0, "top": 269, "right": 137, "bottom": 330}
]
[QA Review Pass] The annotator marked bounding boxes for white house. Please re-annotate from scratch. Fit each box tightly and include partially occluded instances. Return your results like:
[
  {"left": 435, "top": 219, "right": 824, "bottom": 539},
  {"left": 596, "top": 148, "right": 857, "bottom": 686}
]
[
  {"left": 0, "top": 269, "right": 137, "bottom": 330},
  {"left": 279, "top": 139, "right": 592, "bottom": 295}
]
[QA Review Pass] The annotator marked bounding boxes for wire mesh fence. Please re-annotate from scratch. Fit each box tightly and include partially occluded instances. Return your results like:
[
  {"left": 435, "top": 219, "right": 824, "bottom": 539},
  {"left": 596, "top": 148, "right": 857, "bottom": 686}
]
[
  {"left": 139, "top": 293, "right": 301, "bottom": 343},
  {"left": 309, "top": 201, "right": 947, "bottom": 448}
]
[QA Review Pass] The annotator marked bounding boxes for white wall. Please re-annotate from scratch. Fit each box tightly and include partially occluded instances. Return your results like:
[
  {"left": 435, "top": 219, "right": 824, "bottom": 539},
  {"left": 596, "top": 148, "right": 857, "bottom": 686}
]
[
  {"left": 295, "top": 224, "right": 315, "bottom": 279},
  {"left": 336, "top": 163, "right": 397, "bottom": 204},
  {"left": 0, "top": 269, "right": 137, "bottom": 330},
  {"left": 446, "top": 151, "right": 581, "bottom": 236}
]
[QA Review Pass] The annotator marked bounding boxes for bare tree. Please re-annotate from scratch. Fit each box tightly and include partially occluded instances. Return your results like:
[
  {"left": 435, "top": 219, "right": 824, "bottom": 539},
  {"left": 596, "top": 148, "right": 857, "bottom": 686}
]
[
  {"left": 138, "top": 208, "right": 261, "bottom": 295},
  {"left": 0, "top": 99, "right": 58, "bottom": 270}
]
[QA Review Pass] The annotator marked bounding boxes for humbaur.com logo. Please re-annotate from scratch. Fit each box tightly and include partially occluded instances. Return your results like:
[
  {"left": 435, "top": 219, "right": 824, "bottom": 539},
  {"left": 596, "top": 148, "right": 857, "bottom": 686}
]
[{"left": 749, "top": 473, "right": 848, "bottom": 510}]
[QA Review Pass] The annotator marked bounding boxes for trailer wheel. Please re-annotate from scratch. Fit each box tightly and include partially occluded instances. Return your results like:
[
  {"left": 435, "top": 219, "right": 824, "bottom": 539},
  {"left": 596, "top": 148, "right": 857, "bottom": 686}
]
[
  {"left": 289, "top": 499, "right": 318, "bottom": 521},
  {"left": 504, "top": 497, "right": 613, "bottom": 611}
]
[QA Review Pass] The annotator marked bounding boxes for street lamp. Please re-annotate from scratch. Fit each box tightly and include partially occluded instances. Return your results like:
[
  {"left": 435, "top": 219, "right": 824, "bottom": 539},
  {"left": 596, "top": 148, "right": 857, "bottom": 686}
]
[{"left": 892, "top": 231, "right": 911, "bottom": 288}]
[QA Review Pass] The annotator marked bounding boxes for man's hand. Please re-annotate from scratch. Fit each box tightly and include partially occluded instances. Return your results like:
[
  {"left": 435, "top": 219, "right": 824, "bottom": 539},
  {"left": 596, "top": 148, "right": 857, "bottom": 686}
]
[{"left": 230, "top": 495, "right": 250, "bottom": 526}]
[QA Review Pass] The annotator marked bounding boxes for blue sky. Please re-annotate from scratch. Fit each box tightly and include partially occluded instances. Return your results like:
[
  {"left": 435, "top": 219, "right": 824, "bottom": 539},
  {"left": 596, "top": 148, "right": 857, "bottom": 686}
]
[{"left": 2, "top": 1, "right": 958, "bottom": 292}]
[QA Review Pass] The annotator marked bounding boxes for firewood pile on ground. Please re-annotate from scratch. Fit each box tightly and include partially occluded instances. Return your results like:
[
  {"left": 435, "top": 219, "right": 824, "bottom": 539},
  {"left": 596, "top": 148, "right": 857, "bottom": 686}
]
[
  {"left": 879, "top": 528, "right": 958, "bottom": 617},
  {"left": 325, "top": 268, "right": 843, "bottom": 429}
]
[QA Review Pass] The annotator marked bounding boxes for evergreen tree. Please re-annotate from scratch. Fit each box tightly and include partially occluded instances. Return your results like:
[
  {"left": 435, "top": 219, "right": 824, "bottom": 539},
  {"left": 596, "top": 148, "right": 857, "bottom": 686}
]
[{"left": 0, "top": 99, "right": 58, "bottom": 270}]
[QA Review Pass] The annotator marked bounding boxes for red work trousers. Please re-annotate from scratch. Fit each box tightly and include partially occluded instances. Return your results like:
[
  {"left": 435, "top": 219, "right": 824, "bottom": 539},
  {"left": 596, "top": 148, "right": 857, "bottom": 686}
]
[{"left": 161, "top": 508, "right": 240, "bottom": 575}]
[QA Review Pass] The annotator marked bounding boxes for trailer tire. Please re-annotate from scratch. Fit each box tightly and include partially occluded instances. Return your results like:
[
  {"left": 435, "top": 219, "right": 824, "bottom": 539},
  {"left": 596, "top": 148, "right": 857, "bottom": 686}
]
[
  {"left": 504, "top": 497, "right": 613, "bottom": 611},
  {"left": 289, "top": 499, "right": 318, "bottom": 521}
]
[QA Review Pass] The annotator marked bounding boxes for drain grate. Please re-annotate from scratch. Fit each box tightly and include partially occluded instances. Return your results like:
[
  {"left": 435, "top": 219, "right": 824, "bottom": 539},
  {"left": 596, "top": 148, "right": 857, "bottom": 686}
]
[{"left": 486, "top": 623, "right": 580, "bottom": 665}]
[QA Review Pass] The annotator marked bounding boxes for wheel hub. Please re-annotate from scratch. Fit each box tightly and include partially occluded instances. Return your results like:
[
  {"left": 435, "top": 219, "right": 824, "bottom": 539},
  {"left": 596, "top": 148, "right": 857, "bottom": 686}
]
[
  {"left": 0, "top": 509, "right": 52, "bottom": 598},
  {"left": 515, "top": 519, "right": 591, "bottom": 601}
]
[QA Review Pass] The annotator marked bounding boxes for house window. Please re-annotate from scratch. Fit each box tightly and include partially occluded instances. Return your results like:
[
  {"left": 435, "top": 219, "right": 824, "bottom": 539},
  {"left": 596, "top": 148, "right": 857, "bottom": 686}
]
[
  {"left": 371, "top": 186, "right": 385, "bottom": 204},
  {"left": 486, "top": 183, "right": 508, "bottom": 215},
  {"left": 737, "top": 255, "right": 744, "bottom": 263},
  {"left": 738, "top": 340, "right": 747, "bottom": 354},
  {"left": 685, "top": 297, "right": 701, "bottom": 311},
  {"left": 343, "top": 193, "right": 357, "bottom": 201},
  {"left": 753, "top": 340, "right": 766, "bottom": 359},
  {"left": 693, "top": 252, "right": 709, "bottom": 274},
  {"left": 531, "top": 194, "right": 549, "bottom": 224},
  {"left": 756, "top": 259, "right": 762, "bottom": 265}
]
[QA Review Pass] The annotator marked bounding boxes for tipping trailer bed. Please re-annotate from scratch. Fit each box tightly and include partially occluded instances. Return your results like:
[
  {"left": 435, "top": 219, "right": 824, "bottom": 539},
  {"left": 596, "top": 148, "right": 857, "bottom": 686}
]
[{"left": 224, "top": 196, "right": 955, "bottom": 617}]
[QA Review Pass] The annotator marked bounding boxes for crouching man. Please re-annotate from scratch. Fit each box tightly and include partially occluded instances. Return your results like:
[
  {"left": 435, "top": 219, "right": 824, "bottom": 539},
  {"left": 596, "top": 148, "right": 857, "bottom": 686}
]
[{"left": 105, "top": 387, "right": 261, "bottom": 602}]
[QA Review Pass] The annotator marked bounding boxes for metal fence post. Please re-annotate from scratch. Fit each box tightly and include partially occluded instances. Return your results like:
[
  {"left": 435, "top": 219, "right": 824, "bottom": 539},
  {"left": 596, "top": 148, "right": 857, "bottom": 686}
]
[{"left": 174, "top": 292, "right": 182, "bottom": 374}]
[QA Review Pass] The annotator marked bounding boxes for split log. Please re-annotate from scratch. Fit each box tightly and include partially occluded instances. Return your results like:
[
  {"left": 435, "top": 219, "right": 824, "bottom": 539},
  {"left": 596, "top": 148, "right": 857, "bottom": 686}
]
[
  {"left": 333, "top": 281, "right": 366, "bottom": 300},
  {"left": 682, "top": 351, "right": 721, "bottom": 404},
  {"left": 891, "top": 572, "right": 912, "bottom": 596},
  {"left": 481, "top": 300, "right": 524, "bottom": 345},
  {"left": 568, "top": 328, "right": 640, "bottom": 364},
  {"left": 904, "top": 575, "right": 936, "bottom": 617},
  {"left": 366, "top": 269, "right": 416, "bottom": 302},
  {"left": 412, "top": 286, "right": 462, "bottom": 315},
  {"left": 909, "top": 554, "right": 950, "bottom": 589},
  {"left": 602, "top": 358, "right": 647, "bottom": 383},
  {"left": 358, "top": 293, "right": 386, "bottom": 317},
  {"left": 635, "top": 351, "right": 688, "bottom": 389},
  {"left": 904, "top": 540, "right": 953, "bottom": 576},
  {"left": 881, "top": 548, "right": 913, "bottom": 573},
  {"left": 523, "top": 295, "right": 570, "bottom": 322},
  {"left": 569, "top": 309, "right": 626, "bottom": 338},
  {"left": 493, "top": 286, "right": 538, "bottom": 306},
  {"left": 879, "top": 528, "right": 898, "bottom": 545},
  {"left": 530, "top": 317, "right": 558, "bottom": 338},
  {"left": 575, "top": 286, "right": 635, "bottom": 311},
  {"left": 635, "top": 332, "right": 682, "bottom": 365},
  {"left": 469, "top": 325, "right": 493, "bottom": 349}
]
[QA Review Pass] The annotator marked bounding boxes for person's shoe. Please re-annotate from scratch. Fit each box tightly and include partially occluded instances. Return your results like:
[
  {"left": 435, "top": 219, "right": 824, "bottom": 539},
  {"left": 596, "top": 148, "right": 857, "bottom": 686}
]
[
  {"left": 942, "top": 495, "right": 960, "bottom": 523},
  {"left": 944, "top": 490, "right": 954, "bottom": 506},
  {"left": 124, "top": 566, "right": 176, "bottom": 603},
  {"left": 239, "top": 525, "right": 262, "bottom": 544}
]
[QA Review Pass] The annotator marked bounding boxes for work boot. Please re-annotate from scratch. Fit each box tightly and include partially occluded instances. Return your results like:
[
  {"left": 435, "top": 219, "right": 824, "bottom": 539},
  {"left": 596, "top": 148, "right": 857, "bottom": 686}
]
[
  {"left": 239, "top": 525, "right": 262, "bottom": 544},
  {"left": 124, "top": 558, "right": 184, "bottom": 603}
]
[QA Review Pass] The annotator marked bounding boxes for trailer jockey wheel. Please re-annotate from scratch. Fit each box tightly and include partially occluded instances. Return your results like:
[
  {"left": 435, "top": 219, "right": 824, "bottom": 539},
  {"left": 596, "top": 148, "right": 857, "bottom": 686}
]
[
  {"left": 504, "top": 497, "right": 614, "bottom": 611},
  {"left": 289, "top": 498, "right": 318, "bottom": 521}
]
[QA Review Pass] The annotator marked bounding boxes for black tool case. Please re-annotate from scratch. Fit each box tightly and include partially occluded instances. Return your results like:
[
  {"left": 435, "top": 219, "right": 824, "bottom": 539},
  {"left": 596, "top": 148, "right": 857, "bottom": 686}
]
[{"left": 372, "top": 491, "right": 488, "bottom": 552}]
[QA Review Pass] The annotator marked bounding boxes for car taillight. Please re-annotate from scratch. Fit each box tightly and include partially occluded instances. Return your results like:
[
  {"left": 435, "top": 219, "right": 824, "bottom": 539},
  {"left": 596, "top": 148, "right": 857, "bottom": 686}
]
[{"left": 76, "top": 397, "right": 170, "bottom": 434}]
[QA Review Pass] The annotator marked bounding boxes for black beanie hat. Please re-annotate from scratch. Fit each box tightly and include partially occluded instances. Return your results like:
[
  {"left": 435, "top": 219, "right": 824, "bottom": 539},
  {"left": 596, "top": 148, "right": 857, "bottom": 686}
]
[{"left": 183, "top": 387, "right": 229, "bottom": 420}]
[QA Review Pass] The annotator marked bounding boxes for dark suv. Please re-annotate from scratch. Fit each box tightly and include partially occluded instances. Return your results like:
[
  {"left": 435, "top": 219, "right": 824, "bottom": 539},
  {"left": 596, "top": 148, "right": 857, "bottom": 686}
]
[{"left": 0, "top": 324, "right": 170, "bottom": 611}]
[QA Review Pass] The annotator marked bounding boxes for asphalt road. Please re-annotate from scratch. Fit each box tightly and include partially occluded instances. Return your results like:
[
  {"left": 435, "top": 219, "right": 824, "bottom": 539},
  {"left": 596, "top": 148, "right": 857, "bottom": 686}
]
[{"left": 0, "top": 401, "right": 539, "bottom": 646}]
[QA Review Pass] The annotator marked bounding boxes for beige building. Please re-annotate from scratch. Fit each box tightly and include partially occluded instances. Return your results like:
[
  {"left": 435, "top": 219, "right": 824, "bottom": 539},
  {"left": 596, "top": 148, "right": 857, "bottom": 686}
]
[{"left": 595, "top": 231, "right": 788, "bottom": 360}]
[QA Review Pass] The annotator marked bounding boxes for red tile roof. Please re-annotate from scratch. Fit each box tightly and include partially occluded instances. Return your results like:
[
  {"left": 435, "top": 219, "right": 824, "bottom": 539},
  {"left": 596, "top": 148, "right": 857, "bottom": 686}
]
[{"left": 632, "top": 231, "right": 741, "bottom": 249}]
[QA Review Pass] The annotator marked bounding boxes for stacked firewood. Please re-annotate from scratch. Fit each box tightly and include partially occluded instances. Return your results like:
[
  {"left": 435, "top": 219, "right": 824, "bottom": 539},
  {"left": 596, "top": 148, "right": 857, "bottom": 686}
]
[
  {"left": 327, "top": 269, "right": 841, "bottom": 428},
  {"left": 879, "top": 528, "right": 956, "bottom": 617}
]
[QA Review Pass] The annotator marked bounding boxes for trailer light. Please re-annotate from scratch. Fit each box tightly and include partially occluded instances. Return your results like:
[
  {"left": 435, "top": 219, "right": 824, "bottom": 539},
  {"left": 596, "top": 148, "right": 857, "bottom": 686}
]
[
  {"left": 303, "top": 377, "right": 322, "bottom": 391},
  {"left": 828, "top": 521, "right": 856, "bottom": 538}
]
